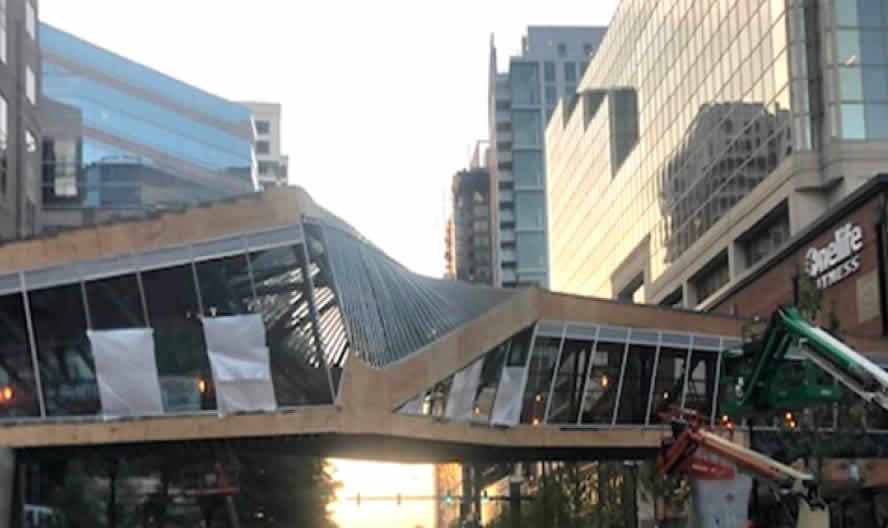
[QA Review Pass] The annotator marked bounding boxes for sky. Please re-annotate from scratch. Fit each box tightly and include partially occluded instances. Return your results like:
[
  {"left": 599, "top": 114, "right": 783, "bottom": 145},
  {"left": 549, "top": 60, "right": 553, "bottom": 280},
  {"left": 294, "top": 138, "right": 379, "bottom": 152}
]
[{"left": 40, "top": 1, "right": 619, "bottom": 526}]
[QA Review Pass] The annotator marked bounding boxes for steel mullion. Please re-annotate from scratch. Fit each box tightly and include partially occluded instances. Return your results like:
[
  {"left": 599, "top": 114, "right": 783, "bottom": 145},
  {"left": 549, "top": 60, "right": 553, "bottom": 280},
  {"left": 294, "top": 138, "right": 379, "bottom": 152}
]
[
  {"left": 680, "top": 336, "right": 694, "bottom": 409},
  {"left": 299, "top": 224, "right": 338, "bottom": 403},
  {"left": 20, "top": 272, "right": 46, "bottom": 418},
  {"left": 644, "top": 333, "right": 663, "bottom": 426},
  {"left": 611, "top": 332, "right": 632, "bottom": 426},
  {"left": 542, "top": 323, "right": 567, "bottom": 424},
  {"left": 710, "top": 340, "right": 724, "bottom": 427},
  {"left": 574, "top": 326, "right": 600, "bottom": 425}
]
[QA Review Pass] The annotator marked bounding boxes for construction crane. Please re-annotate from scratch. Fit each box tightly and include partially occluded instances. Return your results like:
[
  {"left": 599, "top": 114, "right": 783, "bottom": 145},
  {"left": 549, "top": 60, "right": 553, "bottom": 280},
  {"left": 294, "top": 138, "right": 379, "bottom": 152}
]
[
  {"left": 658, "top": 408, "right": 828, "bottom": 528},
  {"left": 719, "top": 305, "right": 888, "bottom": 418}
]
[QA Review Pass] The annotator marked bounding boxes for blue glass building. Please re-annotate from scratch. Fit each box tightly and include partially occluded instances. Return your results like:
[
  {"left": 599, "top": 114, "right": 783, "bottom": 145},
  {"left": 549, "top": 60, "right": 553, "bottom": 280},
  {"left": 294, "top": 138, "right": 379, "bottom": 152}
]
[{"left": 39, "top": 23, "right": 257, "bottom": 228}]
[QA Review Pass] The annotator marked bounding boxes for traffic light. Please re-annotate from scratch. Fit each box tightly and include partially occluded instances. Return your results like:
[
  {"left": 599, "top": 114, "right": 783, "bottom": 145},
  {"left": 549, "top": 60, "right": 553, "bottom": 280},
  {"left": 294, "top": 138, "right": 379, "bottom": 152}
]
[
  {"left": 396, "top": 493, "right": 402, "bottom": 506},
  {"left": 444, "top": 494, "right": 454, "bottom": 505},
  {"left": 480, "top": 491, "right": 489, "bottom": 504}
]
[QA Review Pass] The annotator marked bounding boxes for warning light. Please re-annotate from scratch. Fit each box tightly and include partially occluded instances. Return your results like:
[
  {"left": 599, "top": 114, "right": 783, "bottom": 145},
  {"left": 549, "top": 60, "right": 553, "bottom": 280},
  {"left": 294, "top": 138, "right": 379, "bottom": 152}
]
[
  {"left": 1, "top": 386, "right": 12, "bottom": 402},
  {"left": 601, "top": 375, "right": 610, "bottom": 388},
  {"left": 198, "top": 379, "right": 208, "bottom": 394}
]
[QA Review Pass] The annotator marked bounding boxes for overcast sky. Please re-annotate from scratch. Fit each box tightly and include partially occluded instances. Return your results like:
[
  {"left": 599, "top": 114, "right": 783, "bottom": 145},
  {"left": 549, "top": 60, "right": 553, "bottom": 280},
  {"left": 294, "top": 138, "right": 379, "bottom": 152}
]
[{"left": 39, "top": 1, "right": 619, "bottom": 526}]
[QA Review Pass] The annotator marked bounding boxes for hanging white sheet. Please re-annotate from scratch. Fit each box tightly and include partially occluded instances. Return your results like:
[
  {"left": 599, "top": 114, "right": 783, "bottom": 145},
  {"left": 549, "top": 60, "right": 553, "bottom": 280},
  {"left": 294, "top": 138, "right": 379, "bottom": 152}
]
[
  {"left": 201, "top": 314, "right": 277, "bottom": 415},
  {"left": 491, "top": 365, "right": 527, "bottom": 427},
  {"left": 88, "top": 328, "right": 164, "bottom": 418},
  {"left": 445, "top": 358, "right": 485, "bottom": 421}
]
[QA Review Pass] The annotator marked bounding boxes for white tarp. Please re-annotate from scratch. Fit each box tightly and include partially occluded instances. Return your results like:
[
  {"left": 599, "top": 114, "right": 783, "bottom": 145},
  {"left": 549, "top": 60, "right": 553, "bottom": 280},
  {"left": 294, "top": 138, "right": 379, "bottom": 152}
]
[
  {"left": 445, "top": 358, "right": 484, "bottom": 421},
  {"left": 201, "top": 314, "right": 276, "bottom": 415},
  {"left": 88, "top": 328, "right": 165, "bottom": 417},
  {"left": 491, "top": 366, "right": 527, "bottom": 427}
]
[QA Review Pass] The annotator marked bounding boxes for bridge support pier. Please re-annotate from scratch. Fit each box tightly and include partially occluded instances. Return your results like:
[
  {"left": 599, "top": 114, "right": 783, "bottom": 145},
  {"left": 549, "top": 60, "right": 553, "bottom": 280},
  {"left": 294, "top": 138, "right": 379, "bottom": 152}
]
[{"left": 0, "top": 447, "right": 18, "bottom": 528}]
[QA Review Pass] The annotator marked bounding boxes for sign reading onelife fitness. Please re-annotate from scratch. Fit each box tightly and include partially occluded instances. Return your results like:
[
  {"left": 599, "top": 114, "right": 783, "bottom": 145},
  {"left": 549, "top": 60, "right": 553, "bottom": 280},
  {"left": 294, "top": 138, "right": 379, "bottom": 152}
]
[{"left": 805, "top": 222, "right": 864, "bottom": 289}]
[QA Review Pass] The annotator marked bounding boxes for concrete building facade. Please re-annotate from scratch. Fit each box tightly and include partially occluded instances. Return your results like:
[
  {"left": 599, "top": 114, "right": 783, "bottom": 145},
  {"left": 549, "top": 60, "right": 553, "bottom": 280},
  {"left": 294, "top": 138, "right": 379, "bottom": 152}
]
[
  {"left": 39, "top": 23, "right": 257, "bottom": 231},
  {"left": 488, "top": 26, "right": 606, "bottom": 289},
  {"left": 546, "top": 0, "right": 888, "bottom": 310},
  {"left": 240, "top": 101, "right": 289, "bottom": 188},
  {"left": 0, "top": 0, "right": 41, "bottom": 240}
]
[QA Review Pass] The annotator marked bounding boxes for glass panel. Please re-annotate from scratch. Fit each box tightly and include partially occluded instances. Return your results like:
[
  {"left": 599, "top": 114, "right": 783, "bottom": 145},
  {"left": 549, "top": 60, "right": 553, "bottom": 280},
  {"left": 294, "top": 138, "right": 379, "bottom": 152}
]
[
  {"left": 839, "top": 67, "right": 863, "bottom": 99},
  {"left": 544, "top": 61, "right": 555, "bottom": 82},
  {"left": 0, "top": 292, "right": 39, "bottom": 417},
  {"left": 30, "top": 284, "right": 99, "bottom": 416},
  {"left": 515, "top": 191, "right": 545, "bottom": 230},
  {"left": 836, "top": 30, "right": 860, "bottom": 65},
  {"left": 615, "top": 344, "right": 657, "bottom": 424},
  {"left": 841, "top": 103, "right": 866, "bottom": 138},
  {"left": 863, "top": 67, "right": 888, "bottom": 99},
  {"left": 512, "top": 110, "right": 542, "bottom": 146},
  {"left": 84, "top": 274, "right": 146, "bottom": 330},
  {"left": 684, "top": 349, "right": 719, "bottom": 419},
  {"left": 304, "top": 223, "right": 349, "bottom": 392},
  {"left": 520, "top": 337, "right": 561, "bottom": 424},
  {"left": 248, "top": 245, "right": 333, "bottom": 406},
  {"left": 859, "top": 0, "right": 882, "bottom": 26},
  {"left": 547, "top": 339, "right": 593, "bottom": 424},
  {"left": 195, "top": 254, "right": 253, "bottom": 317},
  {"left": 513, "top": 150, "right": 544, "bottom": 188},
  {"left": 865, "top": 103, "right": 888, "bottom": 138},
  {"left": 580, "top": 340, "right": 625, "bottom": 424},
  {"left": 516, "top": 232, "right": 546, "bottom": 271},
  {"left": 472, "top": 343, "right": 506, "bottom": 423},
  {"left": 510, "top": 63, "right": 540, "bottom": 105},
  {"left": 141, "top": 265, "right": 212, "bottom": 411},
  {"left": 424, "top": 375, "right": 453, "bottom": 418},
  {"left": 649, "top": 346, "right": 689, "bottom": 424},
  {"left": 834, "top": 0, "right": 858, "bottom": 26},
  {"left": 860, "top": 31, "right": 886, "bottom": 65}
]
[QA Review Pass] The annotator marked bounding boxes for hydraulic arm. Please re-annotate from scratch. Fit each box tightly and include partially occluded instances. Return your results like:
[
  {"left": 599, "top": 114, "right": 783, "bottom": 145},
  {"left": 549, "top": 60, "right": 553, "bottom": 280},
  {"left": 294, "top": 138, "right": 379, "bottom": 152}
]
[
  {"left": 658, "top": 409, "right": 829, "bottom": 528},
  {"left": 719, "top": 305, "right": 888, "bottom": 417}
]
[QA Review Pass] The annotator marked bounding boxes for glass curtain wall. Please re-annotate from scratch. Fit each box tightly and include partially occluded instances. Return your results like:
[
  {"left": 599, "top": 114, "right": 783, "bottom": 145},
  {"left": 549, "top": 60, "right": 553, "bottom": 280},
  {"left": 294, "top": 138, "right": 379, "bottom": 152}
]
[{"left": 0, "top": 224, "right": 342, "bottom": 420}]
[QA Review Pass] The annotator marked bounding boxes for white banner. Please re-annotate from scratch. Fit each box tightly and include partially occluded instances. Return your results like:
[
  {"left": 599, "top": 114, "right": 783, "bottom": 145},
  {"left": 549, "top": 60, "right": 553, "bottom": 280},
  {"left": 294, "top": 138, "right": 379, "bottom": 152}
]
[
  {"left": 445, "top": 358, "right": 485, "bottom": 421},
  {"left": 690, "top": 460, "right": 752, "bottom": 528},
  {"left": 491, "top": 366, "right": 527, "bottom": 427},
  {"left": 202, "top": 314, "right": 277, "bottom": 415},
  {"left": 88, "top": 328, "right": 164, "bottom": 417}
]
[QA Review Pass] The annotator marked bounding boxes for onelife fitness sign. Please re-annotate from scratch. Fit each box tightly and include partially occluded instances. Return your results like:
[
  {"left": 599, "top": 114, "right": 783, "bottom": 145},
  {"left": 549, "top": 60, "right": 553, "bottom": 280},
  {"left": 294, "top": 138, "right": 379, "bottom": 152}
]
[{"left": 805, "top": 223, "right": 863, "bottom": 289}]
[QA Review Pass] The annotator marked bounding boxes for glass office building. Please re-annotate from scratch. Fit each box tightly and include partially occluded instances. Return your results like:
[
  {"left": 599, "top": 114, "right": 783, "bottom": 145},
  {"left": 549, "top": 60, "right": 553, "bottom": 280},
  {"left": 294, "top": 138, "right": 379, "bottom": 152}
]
[
  {"left": 489, "top": 27, "right": 606, "bottom": 289},
  {"left": 39, "top": 23, "right": 257, "bottom": 229},
  {"left": 547, "top": 0, "right": 888, "bottom": 308}
]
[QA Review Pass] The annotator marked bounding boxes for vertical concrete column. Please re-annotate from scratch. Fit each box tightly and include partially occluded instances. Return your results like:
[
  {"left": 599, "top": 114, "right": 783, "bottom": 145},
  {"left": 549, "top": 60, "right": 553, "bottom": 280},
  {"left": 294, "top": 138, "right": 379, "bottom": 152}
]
[{"left": 0, "top": 448, "right": 15, "bottom": 528}]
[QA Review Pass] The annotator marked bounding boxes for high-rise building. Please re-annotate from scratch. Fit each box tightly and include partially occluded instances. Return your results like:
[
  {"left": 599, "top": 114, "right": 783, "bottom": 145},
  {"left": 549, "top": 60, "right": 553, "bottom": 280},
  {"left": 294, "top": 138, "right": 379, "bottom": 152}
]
[
  {"left": 488, "top": 26, "right": 606, "bottom": 289},
  {"left": 0, "top": 0, "right": 41, "bottom": 240},
  {"left": 444, "top": 167, "right": 493, "bottom": 284},
  {"left": 546, "top": 0, "right": 888, "bottom": 310},
  {"left": 39, "top": 23, "right": 257, "bottom": 230},
  {"left": 240, "top": 101, "right": 289, "bottom": 188}
]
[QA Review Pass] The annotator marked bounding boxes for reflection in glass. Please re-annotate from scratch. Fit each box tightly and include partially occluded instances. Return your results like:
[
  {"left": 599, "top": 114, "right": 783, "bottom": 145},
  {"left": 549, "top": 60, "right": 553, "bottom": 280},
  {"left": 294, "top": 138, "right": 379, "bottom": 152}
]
[
  {"left": 580, "top": 341, "right": 625, "bottom": 424},
  {"left": 513, "top": 150, "right": 543, "bottom": 188},
  {"left": 615, "top": 344, "right": 656, "bottom": 424},
  {"left": 649, "top": 346, "right": 689, "bottom": 423},
  {"left": 141, "top": 265, "right": 212, "bottom": 411},
  {"left": 0, "top": 293, "right": 40, "bottom": 417},
  {"left": 835, "top": 0, "right": 858, "bottom": 27},
  {"left": 512, "top": 110, "right": 542, "bottom": 146},
  {"left": 30, "top": 284, "right": 98, "bottom": 416},
  {"left": 304, "top": 224, "right": 350, "bottom": 393},
  {"left": 510, "top": 63, "right": 540, "bottom": 105},
  {"left": 516, "top": 232, "right": 546, "bottom": 271},
  {"left": 195, "top": 254, "right": 253, "bottom": 317},
  {"left": 249, "top": 245, "right": 333, "bottom": 406},
  {"left": 472, "top": 343, "right": 506, "bottom": 423},
  {"left": 84, "top": 274, "right": 146, "bottom": 330},
  {"left": 840, "top": 67, "right": 863, "bottom": 99},
  {"left": 836, "top": 30, "right": 860, "bottom": 65},
  {"left": 424, "top": 375, "right": 453, "bottom": 418},
  {"left": 520, "top": 337, "right": 560, "bottom": 424},
  {"left": 841, "top": 103, "right": 866, "bottom": 138},
  {"left": 547, "top": 339, "right": 592, "bottom": 424},
  {"left": 684, "top": 350, "right": 719, "bottom": 420},
  {"left": 515, "top": 191, "right": 545, "bottom": 230},
  {"left": 865, "top": 103, "right": 888, "bottom": 138}
]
